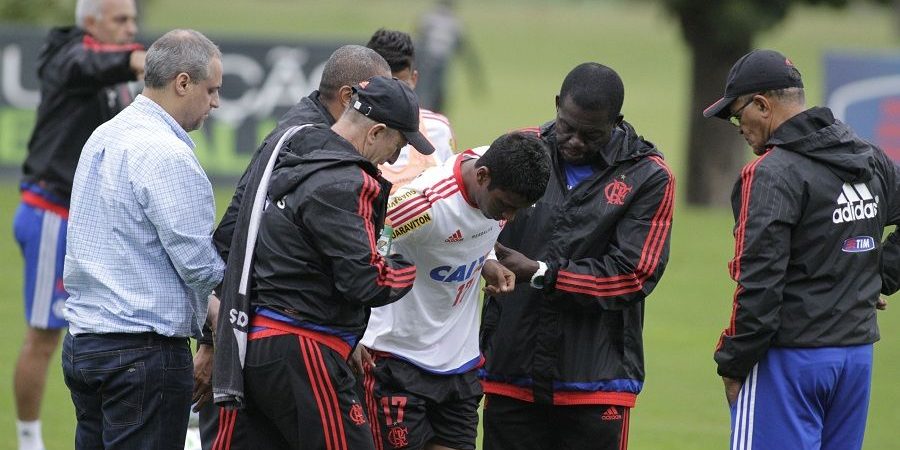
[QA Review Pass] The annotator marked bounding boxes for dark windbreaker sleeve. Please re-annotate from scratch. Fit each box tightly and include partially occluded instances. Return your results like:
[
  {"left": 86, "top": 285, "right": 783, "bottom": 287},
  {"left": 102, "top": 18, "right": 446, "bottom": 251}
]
[
  {"left": 879, "top": 158, "right": 900, "bottom": 295},
  {"left": 300, "top": 170, "right": 416, "bottom": 307},
  {"left": 714, "top": 158, "right": 799, "bottom": 379},
  {"left": 213, "top": 155, "right": 256, "bottom": 260},
  {"left": 543, "top": 159, "right": 675, "bottom": 310},
  {"left": 53, "top": 39, "right": 141, "bottom": 93}
]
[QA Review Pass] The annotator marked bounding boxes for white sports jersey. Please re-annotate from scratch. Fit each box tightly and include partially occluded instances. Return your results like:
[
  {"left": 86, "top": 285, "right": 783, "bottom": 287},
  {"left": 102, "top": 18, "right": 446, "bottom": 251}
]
[
  {"left": 361, "top": 146, "right": 501, "bottom": 374},
  {"left": 379, "top": 109, "right": 456, "bottom": 191}
]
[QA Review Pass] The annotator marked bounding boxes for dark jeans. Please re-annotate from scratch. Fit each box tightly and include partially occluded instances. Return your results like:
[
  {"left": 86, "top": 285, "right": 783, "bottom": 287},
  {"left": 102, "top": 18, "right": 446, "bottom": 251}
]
[{"left": 62, "top": 332, "right": 194, "bottom": 450}]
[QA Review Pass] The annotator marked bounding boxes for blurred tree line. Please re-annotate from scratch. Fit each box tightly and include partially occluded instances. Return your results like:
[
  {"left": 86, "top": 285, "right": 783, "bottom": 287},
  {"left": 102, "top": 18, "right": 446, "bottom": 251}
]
[
  {"left": 661, "top": 0, "right": 893, "bottom": 206},
  {"left": 0, "top": 0, "right": 149, "bottom": 26},
  {"left": 0, "top": 0, "right": 896, "bottom": 207},
  {"left": 0, "top": 0, "right": 71, "bottom": 23}
]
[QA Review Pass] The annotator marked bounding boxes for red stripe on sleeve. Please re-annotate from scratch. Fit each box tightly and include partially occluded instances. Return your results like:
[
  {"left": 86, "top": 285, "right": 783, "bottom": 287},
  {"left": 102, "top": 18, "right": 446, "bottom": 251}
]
[
  {"left": 358, "top": 170, "right": 416, "bottom": 289},
  {"left": 722, "top": 153, "right": 772, "bottom": 339},
  {"left": 555, "top": 157, "right": 675, "bottom": 298},
  {"left": 82, "top": 35, "right": 143, "bottom": 53}
]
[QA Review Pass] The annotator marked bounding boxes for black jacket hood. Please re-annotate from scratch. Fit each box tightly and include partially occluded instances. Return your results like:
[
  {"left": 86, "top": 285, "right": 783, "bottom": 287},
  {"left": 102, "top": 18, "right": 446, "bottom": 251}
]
[
  {"left": 268, "top": 124, "right": 379, "bottom": 199},
  {"left": 37, "top": 27, "right": 83, "bottom": 79},
  {"left": 767, "top": 106, "right": 876, "bottom": 183}
]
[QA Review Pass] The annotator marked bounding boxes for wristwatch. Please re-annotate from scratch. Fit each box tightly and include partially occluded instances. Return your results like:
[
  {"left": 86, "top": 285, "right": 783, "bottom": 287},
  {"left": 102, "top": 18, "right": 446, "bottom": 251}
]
[{"left": 530, "top": 261, "right": 548, "bottom": 289}]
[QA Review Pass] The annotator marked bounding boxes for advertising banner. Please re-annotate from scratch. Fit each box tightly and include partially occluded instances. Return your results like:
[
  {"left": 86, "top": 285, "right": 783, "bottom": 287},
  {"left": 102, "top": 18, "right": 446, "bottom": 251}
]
[{"left": 0, "top": 26, "right": 343, "bottom": 177}]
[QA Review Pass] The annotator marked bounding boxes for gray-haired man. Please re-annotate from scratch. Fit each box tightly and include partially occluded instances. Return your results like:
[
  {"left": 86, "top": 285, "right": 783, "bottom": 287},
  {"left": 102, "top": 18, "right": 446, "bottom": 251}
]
[{"left": 61, "top": 29, "right": 224, "bottom": 449}]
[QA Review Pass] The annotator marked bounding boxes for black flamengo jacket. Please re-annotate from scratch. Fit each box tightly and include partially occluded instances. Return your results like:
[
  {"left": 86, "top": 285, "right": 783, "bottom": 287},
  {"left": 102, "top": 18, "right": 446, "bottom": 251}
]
[
  {"left": 714, "top": 107, "right": 900, "bottom": 379},
  {"left": 23, "top": 27, "right": 141, "bottom": 202},
  {"left": 479, "top": 120, "right": 675, "bottom": 406},
  {"left": 214, "top": 91, "right": 334, "bottom": 261},
  {"left": 251, "top": 125, "right": 416, "bottom": 342}
]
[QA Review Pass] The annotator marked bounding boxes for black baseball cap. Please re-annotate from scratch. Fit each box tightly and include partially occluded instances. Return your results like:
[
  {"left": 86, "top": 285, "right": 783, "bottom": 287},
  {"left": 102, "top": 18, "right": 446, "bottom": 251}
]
[
  {"left": 703, "top": 49, "right": 804, "bottom": 119},
  {"left": 350, "top": 76, "right": 436, "bottom": 155}
]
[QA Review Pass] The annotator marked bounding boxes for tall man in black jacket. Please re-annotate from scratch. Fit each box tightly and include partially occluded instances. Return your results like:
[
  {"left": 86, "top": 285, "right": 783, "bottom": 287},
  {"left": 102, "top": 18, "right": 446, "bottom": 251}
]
[
  {"left": 212, "top": 76, "right": 435, "bottom": 449},
  {"left": 194, "top": 44, "right": 391, "bottom": 450},
  {"left": 478, "top": 63, "right": 675, "bottom": 450},
  {"left": 12, "top": 1, "right": 144, "bottom": 448},
  {"left": 704, "top": 49, "right": 900, "bottom": 450}
]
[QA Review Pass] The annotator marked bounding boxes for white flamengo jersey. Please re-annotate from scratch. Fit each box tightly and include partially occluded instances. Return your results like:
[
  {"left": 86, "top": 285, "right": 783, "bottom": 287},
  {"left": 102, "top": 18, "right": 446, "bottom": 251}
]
[{"left": 361, "top": 146, "right": 501, "bottom": 374}]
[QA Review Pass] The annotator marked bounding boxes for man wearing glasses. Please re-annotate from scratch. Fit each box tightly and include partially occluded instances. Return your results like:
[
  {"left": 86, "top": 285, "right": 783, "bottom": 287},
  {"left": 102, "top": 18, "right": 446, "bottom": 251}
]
[{"left": 704, "top": 49, "right": 900, "bottom": 450}]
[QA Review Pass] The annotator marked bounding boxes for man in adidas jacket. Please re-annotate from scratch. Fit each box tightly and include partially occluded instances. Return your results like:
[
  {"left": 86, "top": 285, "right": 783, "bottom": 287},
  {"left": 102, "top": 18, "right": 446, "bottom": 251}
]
[
  {"left": 704, "top": 49, "right": 900, "bottom": 450},
  {"left": 357, "top": 132, "right": 550, "bottom": 450},
  {"left": 478, "top": 63, "right": 675, "bottom": 450}
]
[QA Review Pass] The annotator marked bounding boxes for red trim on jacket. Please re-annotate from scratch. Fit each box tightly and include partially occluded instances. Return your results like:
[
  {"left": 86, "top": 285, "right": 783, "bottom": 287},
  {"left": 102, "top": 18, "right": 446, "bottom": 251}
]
[
  {"left": 358, "top": 171, "right": 416, "bottom": 289},
  {"left": 554, "top": 156, "right": 675, "bottom": 298},
  {"left": 248, "top": 315, "right": 352, "bottom": 360},
  {"left": 481, "top": 380, "right": 637, "bottom": 407},
  {"left": 518, "top": 126, "right": 542, "bottom": 137},
  {"left": 717, "top": 152, "right": 773, "bottom": 350},
  {"left": 82, "top": 35, "right": 143, "bottom": 53},
  {"left": 22, "top": 190, "right": 69, "bottom": 219}
]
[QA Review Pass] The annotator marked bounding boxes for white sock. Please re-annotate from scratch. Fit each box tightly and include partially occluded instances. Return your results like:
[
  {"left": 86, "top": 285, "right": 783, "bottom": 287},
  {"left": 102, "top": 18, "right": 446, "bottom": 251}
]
[{"left": 16, "top": 420, "right": 45, "bottom": 450}]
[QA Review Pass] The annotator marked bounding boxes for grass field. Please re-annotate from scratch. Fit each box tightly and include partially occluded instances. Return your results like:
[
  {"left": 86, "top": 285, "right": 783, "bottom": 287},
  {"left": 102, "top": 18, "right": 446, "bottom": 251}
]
[{"left": 2, "top": 1, "right": 899, "bottom": 448}]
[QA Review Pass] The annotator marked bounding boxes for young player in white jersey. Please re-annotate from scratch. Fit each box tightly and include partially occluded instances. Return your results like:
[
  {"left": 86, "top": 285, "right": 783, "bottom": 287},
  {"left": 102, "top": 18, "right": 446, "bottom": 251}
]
[
  {"left": 367, "top": 28, "right": 457, "bottom": 192},
  {"left": 355, "top": 132, "right": 551, "bottom": 450}
]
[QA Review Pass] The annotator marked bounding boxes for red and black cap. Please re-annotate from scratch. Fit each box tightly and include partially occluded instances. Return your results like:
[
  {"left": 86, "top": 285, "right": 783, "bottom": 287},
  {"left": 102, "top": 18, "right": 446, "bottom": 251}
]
[
  {"left": 350, "top": 76, "right": 435, "bottom": 155},
  {"left": 703, "top": 49, "right": 803, "bottom": 120}
]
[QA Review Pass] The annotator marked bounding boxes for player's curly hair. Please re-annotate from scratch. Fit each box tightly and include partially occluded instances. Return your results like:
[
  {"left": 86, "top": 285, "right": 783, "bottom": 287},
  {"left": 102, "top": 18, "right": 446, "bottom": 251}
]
[
  {"left": 366, "top": 28, "right": 416, "bottom": 73},
  {"left": 476, "top": 132, "right": 551, "bottom": 203}
]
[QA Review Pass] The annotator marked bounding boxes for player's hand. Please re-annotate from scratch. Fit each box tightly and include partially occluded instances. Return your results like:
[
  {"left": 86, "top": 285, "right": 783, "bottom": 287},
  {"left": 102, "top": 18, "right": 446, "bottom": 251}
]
[
  {"left": 722, "top": 376, "right": 743, "bottom": 407},
  {"left": 192, "top": 343, "right": 214, "bottom": 412},
  {"left": 877, "top": 296, "right": 888, "bottom": 310},
  {"left": 494, "top": 242, "right": 539, "bottom": 282},
  {"left": 350, "top": 345, "right": 375, "bottom": 376},
  {"left": 482, "top": 260, "right": 515, "bottom": 295}
]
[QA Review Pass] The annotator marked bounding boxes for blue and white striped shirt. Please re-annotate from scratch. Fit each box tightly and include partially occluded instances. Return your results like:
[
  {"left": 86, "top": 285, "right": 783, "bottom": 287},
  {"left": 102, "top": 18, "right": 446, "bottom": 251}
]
[{"left": 64, "top": 95, "right": 225, "bottom": 338}]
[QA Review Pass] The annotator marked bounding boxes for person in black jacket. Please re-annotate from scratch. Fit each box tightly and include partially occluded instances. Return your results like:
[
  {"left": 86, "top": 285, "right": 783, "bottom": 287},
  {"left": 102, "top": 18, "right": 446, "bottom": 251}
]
[
  {"left": 194, "top": 45, "right": 391, "bottom": 450},
  {"left": 478, "top": 63, "right": 675, "bottom": 450},
  {"left": 12, "top": 1, "right": 144, "bottom": 448},
  {"left": 703, "top": 49, "right": 900, "bottom": 450},
  {"left": 212, "top": 76, "right": 435, "bottom": 449}
]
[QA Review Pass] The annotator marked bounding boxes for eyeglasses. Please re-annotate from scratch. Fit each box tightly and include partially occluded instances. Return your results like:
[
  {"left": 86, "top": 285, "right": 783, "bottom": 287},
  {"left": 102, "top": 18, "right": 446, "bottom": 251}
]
[{"left": 728, "top": 96, "right": 756, "bottom": 128}]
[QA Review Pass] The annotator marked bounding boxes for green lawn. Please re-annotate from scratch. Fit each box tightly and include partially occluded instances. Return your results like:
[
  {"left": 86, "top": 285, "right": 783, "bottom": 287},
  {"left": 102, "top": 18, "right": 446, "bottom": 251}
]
[{"left": 1, "top": 1, "right": 899, "bottom": 449}]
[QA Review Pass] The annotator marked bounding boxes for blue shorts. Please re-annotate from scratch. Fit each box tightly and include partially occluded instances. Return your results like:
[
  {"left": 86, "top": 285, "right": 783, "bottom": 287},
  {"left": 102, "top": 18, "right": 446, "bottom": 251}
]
[
  {"left": 730, "top": 345, "right": 873, "bottom": 450},
  {"left": 14, "top": 201, "right": 69, "bottom": 329}
]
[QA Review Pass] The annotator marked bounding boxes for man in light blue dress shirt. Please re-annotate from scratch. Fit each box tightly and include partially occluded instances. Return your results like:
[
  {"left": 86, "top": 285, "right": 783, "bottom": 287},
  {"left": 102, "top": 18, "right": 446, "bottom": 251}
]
[{"left": 61, "top": 29, "right": 225, "bottom": 449}]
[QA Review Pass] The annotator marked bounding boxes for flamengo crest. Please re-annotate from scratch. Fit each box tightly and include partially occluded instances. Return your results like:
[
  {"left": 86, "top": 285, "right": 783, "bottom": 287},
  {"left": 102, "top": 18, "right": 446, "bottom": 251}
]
[
  {"left": 388, "top": 425, "right": 409, "bottom": 448},
  {"left": 604, "top": 175, "right": 632, "bottom": 205},
  {"left": 349, "top": 403, "right": 366, "bottom": 425}
]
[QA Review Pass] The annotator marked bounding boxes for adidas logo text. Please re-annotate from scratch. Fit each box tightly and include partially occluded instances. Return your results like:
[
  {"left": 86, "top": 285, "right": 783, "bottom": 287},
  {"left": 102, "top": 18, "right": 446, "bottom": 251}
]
[
  {"left": 601, "top": 406, "right": 622, "bottom": 421},
  {"left": 445, "top": 229, "right": 464, "bottom": 243},
  {"left": 833, "top": 182, "right": 878, "bottom": 224}
]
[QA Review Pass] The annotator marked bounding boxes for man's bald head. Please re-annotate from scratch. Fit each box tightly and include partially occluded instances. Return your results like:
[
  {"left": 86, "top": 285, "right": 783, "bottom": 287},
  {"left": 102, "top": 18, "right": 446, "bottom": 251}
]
[{"left": 319, "top": 45, "right": 391, "bottom": 103}]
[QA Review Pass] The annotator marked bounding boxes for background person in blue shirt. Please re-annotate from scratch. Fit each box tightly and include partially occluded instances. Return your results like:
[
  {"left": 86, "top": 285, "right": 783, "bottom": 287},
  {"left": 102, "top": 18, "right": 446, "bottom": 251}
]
[{"left": 61, "top": 29, "right": 225, "bottom": 450}]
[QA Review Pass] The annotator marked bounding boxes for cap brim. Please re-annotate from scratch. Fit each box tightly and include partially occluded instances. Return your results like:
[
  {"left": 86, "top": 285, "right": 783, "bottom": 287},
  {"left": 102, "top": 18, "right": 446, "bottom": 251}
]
[
  {"left": 703, "top": 96, "right": 736, "bottom": 119},
  {"left": 402, "top": 130, "right": 436, "bottom": 155}
]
